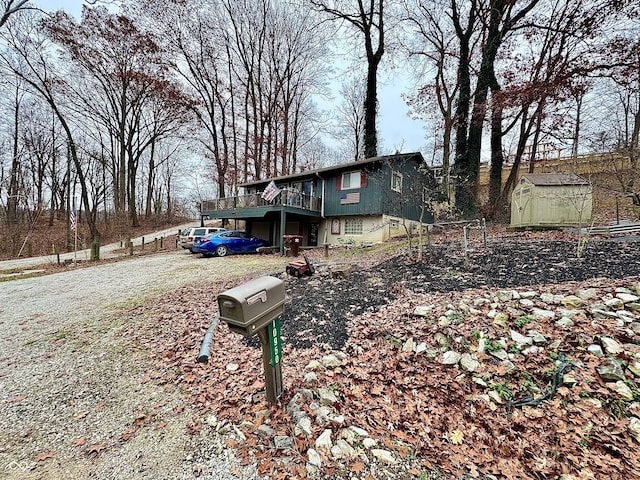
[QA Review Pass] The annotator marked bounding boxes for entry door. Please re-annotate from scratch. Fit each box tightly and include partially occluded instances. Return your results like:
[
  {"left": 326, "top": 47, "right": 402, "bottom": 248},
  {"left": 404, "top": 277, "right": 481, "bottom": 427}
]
[{"left": 309, "top": 223, "right": 319, "bottom": 246}]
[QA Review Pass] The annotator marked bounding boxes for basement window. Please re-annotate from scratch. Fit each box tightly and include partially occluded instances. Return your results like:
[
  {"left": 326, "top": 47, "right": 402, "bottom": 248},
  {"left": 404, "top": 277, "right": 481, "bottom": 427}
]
[{"left": 344, "top": 218, "right": 363, "bottom": 235}]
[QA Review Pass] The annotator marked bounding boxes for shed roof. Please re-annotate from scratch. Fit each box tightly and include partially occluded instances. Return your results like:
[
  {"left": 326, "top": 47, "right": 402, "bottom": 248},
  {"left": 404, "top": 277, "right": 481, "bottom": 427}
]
[{"left": 521, "top": 173, "right": 589, "bottom": 186}]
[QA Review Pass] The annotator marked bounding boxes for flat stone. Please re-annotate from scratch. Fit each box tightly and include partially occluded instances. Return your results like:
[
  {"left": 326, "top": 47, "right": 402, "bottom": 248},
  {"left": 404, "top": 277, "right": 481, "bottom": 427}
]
[
  {"left": 362, "top": 438, "right": 377, "bottom": 448},
  {"left": 559, "top": 308, "right": 582, "bottom": 319},
  {"left": 371, "top": 449, "right": 397, "bottom": 465},
  {"left": 434, "top": 332, "right": 451, "bottom": 348},
  {"left": 304, "top": 372, "right": 318, "bottom": 383},
  {"left": 315, "top": 429, "right": 333, "bottom": 453},
  {"left": 274, "top": 435, "right": 294, "bottom": 449},
  {"left": 601, "top": 336, "right": 624, "bottom": 355},
  {"left": 295, "top": 416, "right": 313, "bottom": 436},
  {"left": 226, "top": 363, "right": 239, "bottom": 371},
  {"left": 318, "top": 388, "right": 339, "bottom": 406},
  {"left": 576, "top": 288, "right": 598, "bottom": 300},
  {"left": 606, "top": 298, "right": 625, "bottom": 311},
  {"left": 488, "top": 390, "right": 505, "bottom": 404},
  {"left": 629, "top": 417, "right": 640, "bottom": 443},
  {"left": 628, "top": 361, "right": 640, "bottom": 378},
  {"left": 493, "top": 312, "right": 510, "bottom": 327},
  {"left": 473, "top": 376, "right": 488, "bottom": 387},
  {"left": 506, "top": 307, "right": 526, "bottom": 317},
  {"left": 522, "top": 345, "right": 541, "bottom": 355},
  {"left": 556, "top": 317, "right": 574, "bottom": 328},
  {"left": 596, "top": 358, "right": 626, "bottom": 382},
  {"left": 592, "top": 308, "right": 620, "bottom": 319},
  {"left": 307, "top": 448, "right": 322, "bottom": 468},
  {"left": 349, "top": 426, "right": 369, "bottom": 437},
  {"left": 587, "top": 344, "right": 604, "bottom": 357},
  {"left": 315, "top": 406, "right": 333, "bottom": 425},
  {"left": 541, "top": 293, "right": 563, "bottom": 304},
  {"left": 626, "top": 303, "right": 640, "bottom": 312},
  {"left": 496, "top": 290, "right": 516, "bottom": 301},
  {"left": 561, "top": 295, "right": 584, "bottom": 308},
  {"left": 532, "top": 308, "right": 555, "bottom": 320},
  {"left": 331, "top": 439, "right": 356, "bottom": 459},
  {"left": 322, "top": 354, "right": 342, "bottom": 368},
  {"left": 442, "top": 351, "right": 462, "bottom": 365},
  {"left": 415, "top": 342, "right": 428, "bottom": 354},
  {"left": 613, "top": 381, "right": 634, "bottom": 401},
  {"left": 460, "top": 353, "right": 480, "bottom": 372},
  {"left": 511, "top": 330, "right": 533, "bottom": 346},
  {"left": 521, "top": 291, "right": 538, "bottom": 299},
  {"left": 489, "top": 349, "right": 509, "bottom": 361},
  {"left": 402, "top": 337, "right": 415, "bottom": 353},
  {"left": 617, "top": 293, "right": 640, "bottom": 304},
  {"left": 306, "top": 360, "right": 324, "bottom": 371},
  {"left": 413, "top": 305, "right": 433, "bottom": 317},
  {"left": 257, "top": 424, "right": 276, "bottom": 437},
  {"left": 519, "top": 298, "right": 535, "bottom": 308},
  {"left": 563, "top": 373, "right": 578, "bottom": 386},
  {"left": 528, "top": 330, "right": 548, "bottom": 344}
]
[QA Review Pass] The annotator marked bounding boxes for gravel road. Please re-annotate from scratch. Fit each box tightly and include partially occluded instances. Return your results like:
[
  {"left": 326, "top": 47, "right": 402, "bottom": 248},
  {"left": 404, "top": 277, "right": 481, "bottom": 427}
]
[{"left": 0, "top": 250, "right": 285, "bottom": 480}]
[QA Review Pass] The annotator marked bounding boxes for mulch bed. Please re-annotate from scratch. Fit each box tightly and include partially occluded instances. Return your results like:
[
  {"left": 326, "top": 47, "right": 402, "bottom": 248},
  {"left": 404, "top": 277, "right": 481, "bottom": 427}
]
[{"left": 280, "top": 236, "right": 640, "bottom": 350}]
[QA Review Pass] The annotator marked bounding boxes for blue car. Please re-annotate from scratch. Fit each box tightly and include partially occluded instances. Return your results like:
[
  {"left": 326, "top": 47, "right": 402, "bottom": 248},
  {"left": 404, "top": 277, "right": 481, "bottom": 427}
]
[{"left": 192, "top": 230, "right": 269, "bottom": 257}]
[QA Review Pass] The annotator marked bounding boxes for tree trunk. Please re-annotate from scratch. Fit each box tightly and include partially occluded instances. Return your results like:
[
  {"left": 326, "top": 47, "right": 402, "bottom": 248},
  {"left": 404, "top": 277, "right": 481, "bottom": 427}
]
[
  {"left": 363, "top": 59, "right": 379, "bottom": 158},
  {"left": 7, "top": 83, "right": 21, "bottom": 226},
  {"left": 452, "top": 22, "right": 473, "bottom": 215}
]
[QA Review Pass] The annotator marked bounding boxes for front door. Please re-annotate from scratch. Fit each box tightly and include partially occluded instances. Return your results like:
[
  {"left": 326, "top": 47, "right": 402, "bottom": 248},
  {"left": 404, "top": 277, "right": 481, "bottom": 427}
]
[{"left": 308, "top": 223, "right": 319, "bottom": 246}]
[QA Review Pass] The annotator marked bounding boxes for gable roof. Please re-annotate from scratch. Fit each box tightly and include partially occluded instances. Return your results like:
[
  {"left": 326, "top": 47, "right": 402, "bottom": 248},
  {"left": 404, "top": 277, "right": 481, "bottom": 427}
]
[
  {"left": 521, "top": 173, "right": 589, "bottom": 186},
  {"left": 240, "top": 152, "right": 425, "bottom": 188}
]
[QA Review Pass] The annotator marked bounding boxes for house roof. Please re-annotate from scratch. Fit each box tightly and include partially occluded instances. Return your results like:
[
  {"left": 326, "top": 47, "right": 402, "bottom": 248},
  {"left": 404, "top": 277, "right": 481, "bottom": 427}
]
[
  {"left": 239, "top": 152, "right": 425, "bottom": 188},
  {"left": 521, "top": 173, "right": 589, "bottom": 186}
]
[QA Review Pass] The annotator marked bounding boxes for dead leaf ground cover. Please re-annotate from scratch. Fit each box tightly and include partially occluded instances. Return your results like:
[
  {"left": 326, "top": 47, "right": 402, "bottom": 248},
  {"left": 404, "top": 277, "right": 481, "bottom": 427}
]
[{"left": 125, "top": 230, "right": 640, "bottom": 479}]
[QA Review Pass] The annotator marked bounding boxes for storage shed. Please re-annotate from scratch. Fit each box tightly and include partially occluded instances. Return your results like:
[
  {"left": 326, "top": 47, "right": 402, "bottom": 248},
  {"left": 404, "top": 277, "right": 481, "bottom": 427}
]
[{"left": 511, "top": 173, "right": 592, "bottom": 228}]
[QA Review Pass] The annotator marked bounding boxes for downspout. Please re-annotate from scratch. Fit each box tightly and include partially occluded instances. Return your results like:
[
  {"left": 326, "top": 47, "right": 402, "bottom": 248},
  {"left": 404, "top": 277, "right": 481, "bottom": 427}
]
[{"left": 316, "top": 173, "right": 327, "bottom": 246}]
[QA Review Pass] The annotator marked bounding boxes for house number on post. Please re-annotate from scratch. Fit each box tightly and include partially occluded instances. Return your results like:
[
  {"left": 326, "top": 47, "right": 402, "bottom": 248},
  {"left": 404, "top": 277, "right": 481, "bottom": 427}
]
[{"left": 269, "top": 318, "right": 283, "bottom": 366}]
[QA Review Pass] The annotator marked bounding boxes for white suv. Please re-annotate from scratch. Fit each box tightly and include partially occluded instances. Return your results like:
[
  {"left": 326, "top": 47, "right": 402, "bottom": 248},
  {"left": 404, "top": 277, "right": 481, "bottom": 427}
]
[{"left": 180, "top": 227, "right": 226, "bottom": 252}]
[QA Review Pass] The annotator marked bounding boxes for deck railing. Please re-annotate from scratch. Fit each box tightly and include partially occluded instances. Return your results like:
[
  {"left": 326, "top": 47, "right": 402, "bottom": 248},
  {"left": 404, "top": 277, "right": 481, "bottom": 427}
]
[{"left": 201, "top": 189, "right": 321, "bottom": 213}]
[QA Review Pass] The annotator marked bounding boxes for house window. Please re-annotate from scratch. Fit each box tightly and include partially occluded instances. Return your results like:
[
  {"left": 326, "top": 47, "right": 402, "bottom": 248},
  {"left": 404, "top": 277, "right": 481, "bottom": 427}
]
[
  {"left": 391, "top": 171, "right": 403, "bottom": 192},
  {"left": 344, "top": 218, "right": 363, "bottom": 235},
  {"left": 342, "top": 171, "right": 361, "bottom": 190},
  {"left": 422, "top": 187, "right": 430, "bottom": 204}
]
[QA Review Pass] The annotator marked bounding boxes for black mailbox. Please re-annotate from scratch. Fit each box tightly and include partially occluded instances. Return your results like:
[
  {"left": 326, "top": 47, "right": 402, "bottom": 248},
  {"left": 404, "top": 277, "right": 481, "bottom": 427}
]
[{"left": 218, "top": 276, "right": 285, "bottom": 337}]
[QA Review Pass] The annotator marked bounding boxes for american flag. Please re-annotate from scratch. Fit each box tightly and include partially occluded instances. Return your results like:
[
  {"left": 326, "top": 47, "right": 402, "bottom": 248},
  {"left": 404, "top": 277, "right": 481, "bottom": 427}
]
[
  {"left": 340, "top": 192, "right": 360, "bottom": 204},
  {"left": 70, "top": 205, "right": 77, "bottom": 232},
  {"left": 261, "top": 181, "right": 281, "bottom": 202}
]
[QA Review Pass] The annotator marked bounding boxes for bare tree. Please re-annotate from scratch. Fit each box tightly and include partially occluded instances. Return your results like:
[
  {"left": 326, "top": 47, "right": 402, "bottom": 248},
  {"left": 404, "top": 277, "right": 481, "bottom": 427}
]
[
  {"left": 0, "top": 12, "right": 102, "bottom": 251},
  {"left": 402, "top": 0, "right": 461, "bottom": 201},
  {"left": 1, "top": 0, "right": 30, "bottom": 28},
  {"left": 312, "top": 0, "right": 385, "bottom": 158},
  {"left": 336, "top": 75, "right": 366, "bottom": 162}
]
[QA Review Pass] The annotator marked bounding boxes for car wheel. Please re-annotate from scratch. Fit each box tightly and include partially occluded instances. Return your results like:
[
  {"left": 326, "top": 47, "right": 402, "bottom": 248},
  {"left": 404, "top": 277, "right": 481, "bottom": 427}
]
[{"left": 215, "top": 245, "right": 228, "bottom": 257}]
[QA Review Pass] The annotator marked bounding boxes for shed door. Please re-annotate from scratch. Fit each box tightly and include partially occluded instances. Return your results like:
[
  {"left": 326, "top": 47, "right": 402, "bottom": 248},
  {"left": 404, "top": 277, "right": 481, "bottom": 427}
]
[{"left": 512, "top": 186, "right": 532, "bottom": 226}]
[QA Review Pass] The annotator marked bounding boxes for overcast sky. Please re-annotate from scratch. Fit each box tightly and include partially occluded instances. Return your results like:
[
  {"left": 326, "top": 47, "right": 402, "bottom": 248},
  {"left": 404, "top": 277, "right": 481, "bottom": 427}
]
[{"left": 33, "top": 0, "right": 429, "bottom": 158}]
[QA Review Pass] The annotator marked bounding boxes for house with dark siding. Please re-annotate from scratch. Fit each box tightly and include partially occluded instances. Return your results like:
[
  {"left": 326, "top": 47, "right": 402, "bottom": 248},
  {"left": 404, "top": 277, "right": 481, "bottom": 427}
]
[{"left": 199, "top": 152, "right": 438, "bottom": 252}]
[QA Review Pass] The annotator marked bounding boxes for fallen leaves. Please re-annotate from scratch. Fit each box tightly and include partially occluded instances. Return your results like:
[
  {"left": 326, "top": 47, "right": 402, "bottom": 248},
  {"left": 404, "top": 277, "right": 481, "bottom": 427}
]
[
  {"left": 119, "top": 239, "right": 640, "bottom": 480},
  {"left": 450, "top": 429, "right": 464, "bottom": 445},
  {"left": 87, "top": 443, "right": 107, "bottom": 455},
  {"left": 34, "top": 451, "right": 55, "bottom": 462}
]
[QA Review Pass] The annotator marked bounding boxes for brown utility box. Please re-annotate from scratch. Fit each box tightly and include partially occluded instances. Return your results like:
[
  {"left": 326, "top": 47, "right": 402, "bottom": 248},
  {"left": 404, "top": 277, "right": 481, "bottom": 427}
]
[{"left": 218, "top": 276, "right": 285, "bottom": 337}]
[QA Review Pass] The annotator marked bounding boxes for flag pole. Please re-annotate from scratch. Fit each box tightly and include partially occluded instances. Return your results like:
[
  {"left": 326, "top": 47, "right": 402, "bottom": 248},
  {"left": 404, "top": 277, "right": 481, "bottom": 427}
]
[{"left": 73, "top": 197, "right": 78, "bottom": 263}]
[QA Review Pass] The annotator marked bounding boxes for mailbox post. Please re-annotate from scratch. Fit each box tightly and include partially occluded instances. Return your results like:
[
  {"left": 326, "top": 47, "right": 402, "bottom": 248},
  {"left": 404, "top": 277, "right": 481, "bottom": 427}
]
[{"left": 217, "top": 276, "right": 285, "bottom": 404}]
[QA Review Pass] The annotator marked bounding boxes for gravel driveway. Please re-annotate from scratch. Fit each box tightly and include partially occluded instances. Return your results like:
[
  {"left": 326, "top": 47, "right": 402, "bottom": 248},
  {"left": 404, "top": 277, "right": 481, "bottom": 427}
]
[{"left": 0, "top": 250, "right": 284, "bottom": 479}]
